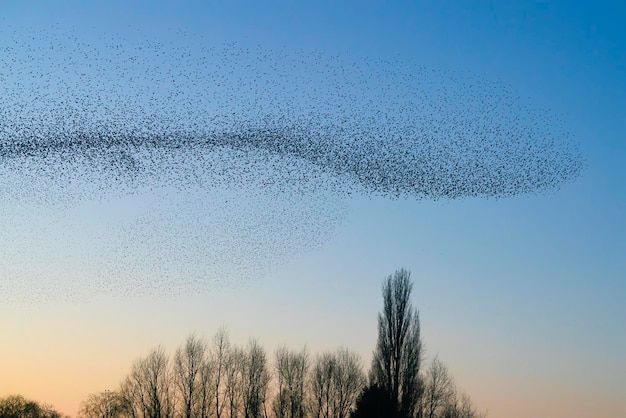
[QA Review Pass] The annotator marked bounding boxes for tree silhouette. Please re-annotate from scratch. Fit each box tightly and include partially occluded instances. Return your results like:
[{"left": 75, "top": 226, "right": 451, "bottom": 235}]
[
  {"left": 74, "top": 269, "right": 489, "bottom": 418},
  {"left": 173, "top": 334, "right": 207, "bottom": 418},
  {"left": 121, "top": 346, "right": 174, "bottom": 418},
  {"left": 77, "top": 390, "right": 130, "bottom": 418},
  {"left": 241, "top": 339, "right": 270, "bottom": 418},
  {"left": 225, "top": 346, "right": 245, "bottom": 418},
  {"left": 350, "top": 385, "right": 397, "bottom": 418},
  {"left": 272, "top": 346, "right": 309, "bottom": 418},
  {"left": 370, "top": 268, "right": 424, "bottom": 417},
  {"left": 422, "top": 357, "right": 455, "bottom": 418},
  {"left": 211, "top": 327, "right": 232, "bottom": 418},
  {"left": 309, "top": 348, "right": 365, "bottom": 418},
  {"left": 0, "top": 395, "right": 67, "bottom": 418}
]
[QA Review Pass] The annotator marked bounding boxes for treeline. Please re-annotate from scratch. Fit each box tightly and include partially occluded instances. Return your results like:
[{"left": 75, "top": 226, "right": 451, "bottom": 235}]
[
  {"left": 0, "top": 269, "right": 486, "bottom": 418},
  {"left": 77, "top": 269, "right": 486, "bottom": 418},
  {"left": 0, "top": 394, "right": 68, "bottom": 418},
  {"left": 79, "top": 333, "right": 364, "bottom": 418}
]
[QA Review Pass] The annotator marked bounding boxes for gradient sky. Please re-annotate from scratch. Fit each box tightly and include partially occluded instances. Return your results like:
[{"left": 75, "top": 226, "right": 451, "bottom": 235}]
[{"left": 1, "top": 1, "right": 625, "bottom": 418}]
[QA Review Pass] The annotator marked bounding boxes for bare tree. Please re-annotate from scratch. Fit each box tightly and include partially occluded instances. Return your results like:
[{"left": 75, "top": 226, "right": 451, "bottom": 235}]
[
  {"left": 211, "top": 327, "right": 231, "bottom": 418},
  {"left": 273, "top": 346, "right": 290, "bottom": 418},
  {"left": 226, "top": 346, "right": 245, "bottom": 418},
  {"left": 422, "top": 357, "right": 455, "bottom": 418},
  {"left": 78, "top": 390, "right": 131, "bottom": 418},
  {"left": 457, "top": 393, "right": 487, "bottom": 418},
  {"left": 309, "top": 348, "right": 365, "bottom": 418},
  {"left": 309, "top": 352, "right": 335, "bottom": 418},
  {"left": 241, "top": 339, "right": 270, "bottom": 418},
  {"left": 370, "top": 268, "right": 424, "bottom": 418},
  {"left": 334, "top": 348, "right": 365, "bottom": 418},
  {"left": 173, "top": 334, "right": 207, "bottom": 418},
  {"left": 121, "top": 346, "right": 174, "bottom": 418},
  {"left": 440, "top": 392, "right": 487, "bottom": 418},
  {"left": 272, "top": 346, "right": 309, "bottom": 418},
  {"left": 195, "top": 358, "right": 215, "bottom": 418}
]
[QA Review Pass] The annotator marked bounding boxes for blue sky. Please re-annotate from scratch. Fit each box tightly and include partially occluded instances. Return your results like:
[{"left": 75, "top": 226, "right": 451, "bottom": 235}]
[{"left": 0, "top": 1, "right": 624, "bottom": 417}]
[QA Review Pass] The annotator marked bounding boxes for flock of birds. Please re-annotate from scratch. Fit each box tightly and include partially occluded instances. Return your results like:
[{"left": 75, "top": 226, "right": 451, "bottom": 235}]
[{"left": 0, "top": 25, "right": 583, "bottom": 302}]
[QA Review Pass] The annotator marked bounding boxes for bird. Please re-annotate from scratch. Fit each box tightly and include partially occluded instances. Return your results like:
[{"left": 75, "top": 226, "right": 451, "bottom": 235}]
[{"left": 0, "top": 23, "right": 583, "bottom": 302}]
